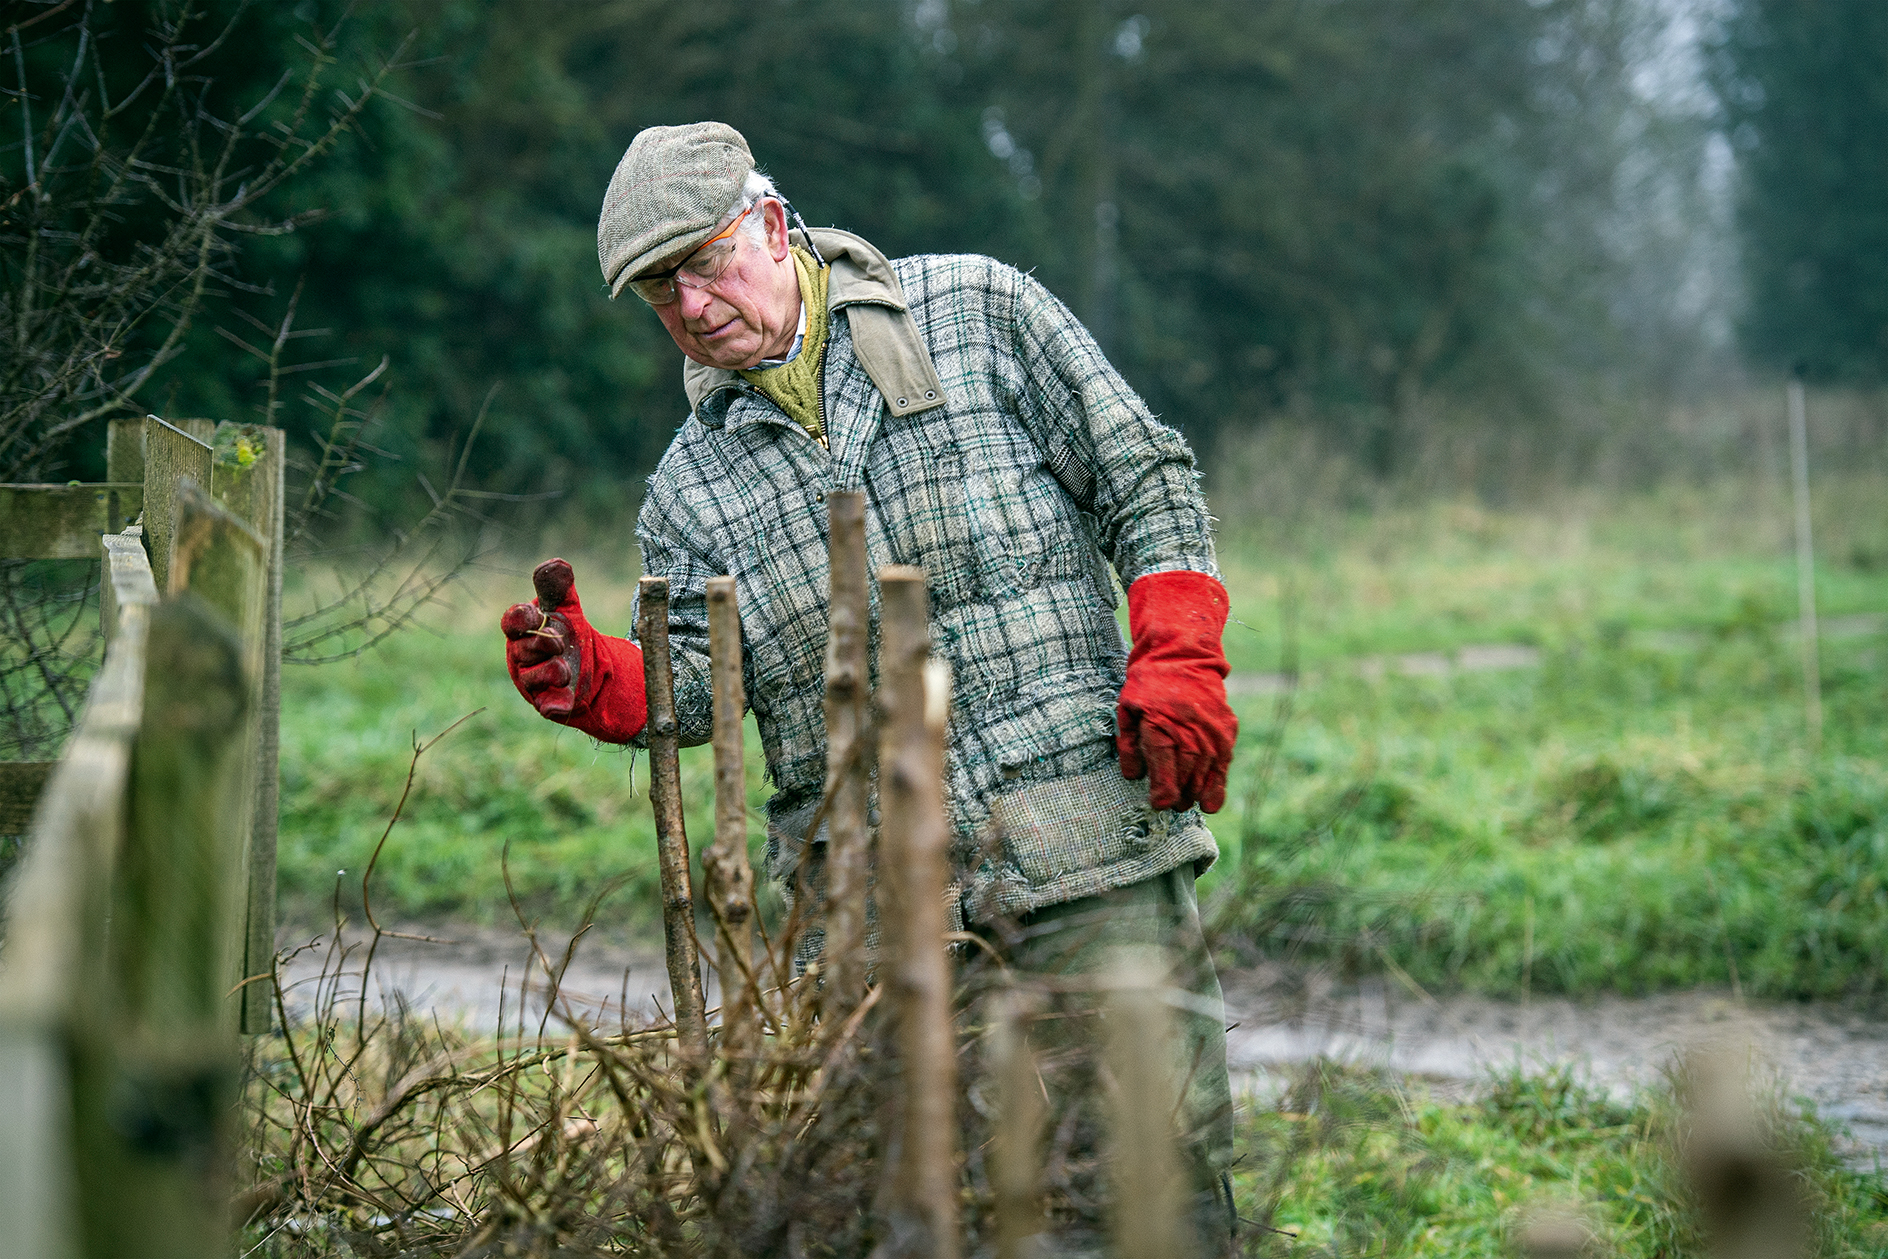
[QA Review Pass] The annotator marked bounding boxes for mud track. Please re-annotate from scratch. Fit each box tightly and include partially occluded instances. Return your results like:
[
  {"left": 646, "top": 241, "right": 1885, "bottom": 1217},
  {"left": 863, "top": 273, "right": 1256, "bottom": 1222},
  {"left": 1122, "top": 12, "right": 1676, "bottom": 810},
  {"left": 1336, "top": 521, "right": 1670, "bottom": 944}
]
[{"left": 278, "top": 923, "right": 1888, "bottom": 1167}]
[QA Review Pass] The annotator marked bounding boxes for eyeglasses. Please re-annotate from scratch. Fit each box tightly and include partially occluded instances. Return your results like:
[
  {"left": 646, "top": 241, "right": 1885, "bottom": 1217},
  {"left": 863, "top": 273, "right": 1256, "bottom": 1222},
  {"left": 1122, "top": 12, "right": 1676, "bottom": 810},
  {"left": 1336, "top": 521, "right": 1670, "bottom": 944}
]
[{"left": 625, "top": 205, "right": 754, "bottom": 306}]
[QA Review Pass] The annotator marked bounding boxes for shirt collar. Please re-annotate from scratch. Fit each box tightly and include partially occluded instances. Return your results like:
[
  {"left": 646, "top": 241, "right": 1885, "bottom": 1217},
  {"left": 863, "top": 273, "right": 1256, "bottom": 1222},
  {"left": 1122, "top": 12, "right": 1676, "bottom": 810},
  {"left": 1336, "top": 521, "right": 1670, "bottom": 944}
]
[{"left": 752, "top": 297, "right": 808, "bottom": 370}]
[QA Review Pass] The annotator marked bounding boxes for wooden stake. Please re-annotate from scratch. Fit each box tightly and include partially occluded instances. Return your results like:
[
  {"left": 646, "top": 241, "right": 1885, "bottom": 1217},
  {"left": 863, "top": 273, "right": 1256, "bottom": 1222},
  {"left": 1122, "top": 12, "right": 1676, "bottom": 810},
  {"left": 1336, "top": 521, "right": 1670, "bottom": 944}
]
[
  {"left": 1681, "top": 1044, "right": 1806, "bottom": 1259},
  {"left": 1104, "top": 954, "right": 1186, "bottom": 1259},
  {"left": 1786, "top": 379, "right": 1822, "bottom": 750},
  {"left": 637, "top": 577, "right": 708, "bottom": 1062},
  {"left": 877, "top": 566, "right": 960, "bottom": 1259},
  {"left": 989, "top": 989, "right": 1045, "bottom": 1259},
  {"left": 821, "top": 491, "right": 872, "bottom": 1018},
  {"left": 1518, "top": 1212, "right": 1594, "bottom": 1259},
  {"left": 704, "top": 576, "right": 758, "bottom": 1072}
]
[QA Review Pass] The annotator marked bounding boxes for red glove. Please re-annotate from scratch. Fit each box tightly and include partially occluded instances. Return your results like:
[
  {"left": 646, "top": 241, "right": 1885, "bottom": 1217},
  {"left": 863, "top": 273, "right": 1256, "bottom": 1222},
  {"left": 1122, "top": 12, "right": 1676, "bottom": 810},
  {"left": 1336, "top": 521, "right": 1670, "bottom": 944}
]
[
  {"left": 500, "top": 558, "right": 647, "bottom": 744},
  {"left": 1117, "top": 570, "right": 1238, "bottom": 813}
]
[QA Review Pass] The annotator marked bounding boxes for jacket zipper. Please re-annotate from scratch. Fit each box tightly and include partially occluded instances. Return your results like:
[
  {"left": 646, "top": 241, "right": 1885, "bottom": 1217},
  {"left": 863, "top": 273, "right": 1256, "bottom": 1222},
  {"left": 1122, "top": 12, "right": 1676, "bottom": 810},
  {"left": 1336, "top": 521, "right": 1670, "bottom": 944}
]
[{"left": 816, "top": 347, "right": 830, "bottom": 454}]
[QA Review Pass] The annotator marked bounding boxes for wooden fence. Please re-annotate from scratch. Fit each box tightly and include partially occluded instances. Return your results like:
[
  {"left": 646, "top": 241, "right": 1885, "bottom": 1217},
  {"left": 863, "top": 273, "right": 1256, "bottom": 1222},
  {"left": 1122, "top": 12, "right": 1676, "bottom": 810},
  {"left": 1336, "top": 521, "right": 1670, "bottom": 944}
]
[{"left": 0, "top": 416, "right": 284, "bottom": 1259}]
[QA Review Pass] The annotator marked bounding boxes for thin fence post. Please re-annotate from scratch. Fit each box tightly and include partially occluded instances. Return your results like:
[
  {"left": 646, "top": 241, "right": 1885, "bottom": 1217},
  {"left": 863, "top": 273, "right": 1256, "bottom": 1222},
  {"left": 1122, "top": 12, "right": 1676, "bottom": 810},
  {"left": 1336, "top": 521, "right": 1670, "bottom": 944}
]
[
  {"left": 705, "top": 576, "right": 758, "bottom": 1073},
  {"left": 1681, "top": 1044, "right": 1806, "bottom": 1259},
  {"left": 637, "top": 576, "right": 708, "bottom": 1061},
  {"left": 1786, "top": 378, "right": 1821, "bottom": 750},
  {"left": 877, "top": 566, "right": 960, "bottom": 1259},
  {"left": 989, "top": 989, "right": 1045, "bottom": 1259},
  {"left": 821, "top": 490, "right": 872, "bottom": 1020},
  {"left": 1104, "top": 954, "right": 1186, "bottom": 1259}
]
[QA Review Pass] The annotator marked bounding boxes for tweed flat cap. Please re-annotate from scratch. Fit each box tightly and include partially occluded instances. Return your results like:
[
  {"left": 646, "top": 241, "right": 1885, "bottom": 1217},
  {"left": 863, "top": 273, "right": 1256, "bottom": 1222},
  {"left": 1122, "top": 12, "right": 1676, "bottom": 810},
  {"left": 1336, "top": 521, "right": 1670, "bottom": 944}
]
[{"left": 598, "top": 122, "right": 754, "bottom": 298}]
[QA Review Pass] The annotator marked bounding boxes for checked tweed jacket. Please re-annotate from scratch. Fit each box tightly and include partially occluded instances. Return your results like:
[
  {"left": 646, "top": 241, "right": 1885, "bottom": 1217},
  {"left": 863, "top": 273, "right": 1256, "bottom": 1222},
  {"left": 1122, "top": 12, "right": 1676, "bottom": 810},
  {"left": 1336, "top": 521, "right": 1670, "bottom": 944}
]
[{"left": 633, "top": 228, "right": 1221, "bottom": 923}]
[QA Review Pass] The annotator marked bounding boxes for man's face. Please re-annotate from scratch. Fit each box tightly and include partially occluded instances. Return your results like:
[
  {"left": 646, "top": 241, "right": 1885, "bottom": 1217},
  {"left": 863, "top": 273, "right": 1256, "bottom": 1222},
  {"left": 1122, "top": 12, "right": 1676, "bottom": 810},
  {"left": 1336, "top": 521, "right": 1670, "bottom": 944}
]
[{"left": 650, "top": 198, "right": 799, "bottom": 371}]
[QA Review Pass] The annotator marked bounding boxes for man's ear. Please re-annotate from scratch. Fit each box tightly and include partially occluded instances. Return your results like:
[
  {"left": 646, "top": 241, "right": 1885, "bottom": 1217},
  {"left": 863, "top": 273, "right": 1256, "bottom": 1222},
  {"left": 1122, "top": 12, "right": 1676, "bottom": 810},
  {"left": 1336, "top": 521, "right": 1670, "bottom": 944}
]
[{"left": 763, "top": 197, "right": 791, "bottom": 262}]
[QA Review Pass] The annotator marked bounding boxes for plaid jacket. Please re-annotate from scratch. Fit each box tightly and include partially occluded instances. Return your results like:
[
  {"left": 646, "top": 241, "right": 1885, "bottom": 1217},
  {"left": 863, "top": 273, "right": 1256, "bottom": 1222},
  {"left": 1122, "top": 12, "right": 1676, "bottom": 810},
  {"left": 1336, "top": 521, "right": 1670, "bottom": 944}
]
[{"left": 634, "top": 229, "right": 1220, "bottom": 921}]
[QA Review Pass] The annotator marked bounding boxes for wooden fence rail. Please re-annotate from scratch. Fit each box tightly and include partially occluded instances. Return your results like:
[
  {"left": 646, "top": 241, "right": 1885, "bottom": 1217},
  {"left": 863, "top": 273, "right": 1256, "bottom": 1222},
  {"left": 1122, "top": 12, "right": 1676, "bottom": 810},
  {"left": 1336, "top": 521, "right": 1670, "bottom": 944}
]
[{"left": 0, "top": 415, "right": 284, "bottom": 1259}]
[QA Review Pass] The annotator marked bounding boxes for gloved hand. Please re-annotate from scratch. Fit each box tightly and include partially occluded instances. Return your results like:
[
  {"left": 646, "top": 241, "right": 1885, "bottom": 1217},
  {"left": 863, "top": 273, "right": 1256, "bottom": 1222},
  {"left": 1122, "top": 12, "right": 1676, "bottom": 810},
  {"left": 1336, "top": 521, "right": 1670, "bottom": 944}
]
[
  {"left": 1117, "top": 570, "right": 1238, "bottom": 813},
  {"left": 500, "top": 558, "right": 648, "bottom": 743}
]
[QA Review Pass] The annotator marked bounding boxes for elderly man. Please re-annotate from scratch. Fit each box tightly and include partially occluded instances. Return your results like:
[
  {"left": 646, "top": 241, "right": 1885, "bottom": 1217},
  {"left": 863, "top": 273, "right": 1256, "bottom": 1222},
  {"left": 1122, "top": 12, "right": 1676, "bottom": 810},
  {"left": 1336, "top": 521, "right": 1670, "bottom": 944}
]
[{"left": 502, "top": 122, "right": 1240, "bottom": 1249}]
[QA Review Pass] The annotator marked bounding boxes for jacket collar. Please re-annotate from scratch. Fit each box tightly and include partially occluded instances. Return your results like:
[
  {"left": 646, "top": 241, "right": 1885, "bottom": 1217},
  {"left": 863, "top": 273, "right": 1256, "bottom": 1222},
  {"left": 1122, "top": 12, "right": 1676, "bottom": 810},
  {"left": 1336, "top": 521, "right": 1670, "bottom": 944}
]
[{"left": 682, "top": 228, "right": 946, "bottom": 425}]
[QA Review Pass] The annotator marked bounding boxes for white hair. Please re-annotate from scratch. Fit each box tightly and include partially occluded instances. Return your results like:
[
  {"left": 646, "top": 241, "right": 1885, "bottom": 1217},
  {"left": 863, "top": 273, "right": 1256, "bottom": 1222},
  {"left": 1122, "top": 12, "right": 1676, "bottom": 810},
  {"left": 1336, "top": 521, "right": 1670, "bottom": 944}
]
[{"left": 722, "top": 169, "right": 781, "bottom": 245}]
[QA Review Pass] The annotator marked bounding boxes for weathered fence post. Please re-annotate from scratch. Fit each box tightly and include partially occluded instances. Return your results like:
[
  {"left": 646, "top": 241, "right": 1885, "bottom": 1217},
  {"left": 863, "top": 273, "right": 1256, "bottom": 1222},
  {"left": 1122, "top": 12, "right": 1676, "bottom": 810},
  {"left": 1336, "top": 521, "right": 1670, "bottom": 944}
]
[
  {"left": 638, "top": 576, "right": 709, "bottom": 1060},
  {"left": 99, "top": 586, "right": 248, "bottom": 1258},
  {"left": 156, "top": 481, "right": 267, "bottom": 1038},
  {"left": 106, "top": 418, "right": 144, "bottom": 543},
  {"left": 989, "top": 989, "right": 1045, "bottom": 1259},
  {"left": 877, "top": 565, "right": 961, "bottom": 1259},
  {"left": 821, "top": 490, "right": 872, "bottom": 1020},
  {"left": 206, "top": 423, "right": 286, "bottom": 1033},
  {"left": 106, "top": 419, "right": 144, "bottom": 486},
  {"left": 140, "top": 416, "right": 211, "bottom": 592},
  {"left": 704, "top": 576, "right": 758, "bottom": 1072},
  {"left": 1681, "top": 1045, "right": 1806, "bottom": 1259},
  {"left": 1104, "top": 954, "right": 1186, "bottom": 1259}
]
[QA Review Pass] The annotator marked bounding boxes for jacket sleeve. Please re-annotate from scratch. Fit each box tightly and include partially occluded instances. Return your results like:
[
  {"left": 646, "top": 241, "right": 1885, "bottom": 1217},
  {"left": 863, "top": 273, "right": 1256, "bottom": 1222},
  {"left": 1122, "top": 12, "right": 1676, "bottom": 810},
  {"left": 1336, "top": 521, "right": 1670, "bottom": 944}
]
[
  {"left": 1001, "top": 267, "right": 1219, "bottom": 586},
  {"left": 631, "top": 463, "right": 719, "bottom": 749}
]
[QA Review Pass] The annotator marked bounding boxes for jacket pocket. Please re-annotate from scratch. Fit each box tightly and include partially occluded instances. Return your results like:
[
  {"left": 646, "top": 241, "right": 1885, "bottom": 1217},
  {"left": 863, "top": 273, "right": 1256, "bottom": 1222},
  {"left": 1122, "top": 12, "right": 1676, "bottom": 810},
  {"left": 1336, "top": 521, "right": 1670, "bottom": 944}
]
[{"left": 964, "top": 457, "right": 1079, "bottom": 594}]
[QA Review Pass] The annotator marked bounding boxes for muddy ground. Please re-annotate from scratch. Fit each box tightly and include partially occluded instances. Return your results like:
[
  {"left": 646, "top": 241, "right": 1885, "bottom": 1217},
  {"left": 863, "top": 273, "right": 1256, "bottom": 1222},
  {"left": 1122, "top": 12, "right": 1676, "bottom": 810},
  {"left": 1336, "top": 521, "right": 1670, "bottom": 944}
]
[{"left": 278, "top": 922, "right": 1888, "bottom": 1167}]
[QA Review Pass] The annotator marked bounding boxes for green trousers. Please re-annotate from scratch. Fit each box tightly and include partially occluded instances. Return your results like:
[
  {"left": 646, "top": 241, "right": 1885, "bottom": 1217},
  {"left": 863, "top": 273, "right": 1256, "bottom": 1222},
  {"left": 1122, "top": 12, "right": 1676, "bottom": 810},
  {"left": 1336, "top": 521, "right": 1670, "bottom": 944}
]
[{"left": 992, "top": 865, "right": 1236, "bottom": 1253}]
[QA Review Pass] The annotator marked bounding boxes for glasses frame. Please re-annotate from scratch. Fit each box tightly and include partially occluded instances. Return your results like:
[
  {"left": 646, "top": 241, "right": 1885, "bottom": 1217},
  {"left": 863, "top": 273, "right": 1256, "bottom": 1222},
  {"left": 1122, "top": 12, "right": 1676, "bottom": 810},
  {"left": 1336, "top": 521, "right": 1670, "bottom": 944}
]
[{"left": 627, "top": 205, "right": 755, "bottom": 306}]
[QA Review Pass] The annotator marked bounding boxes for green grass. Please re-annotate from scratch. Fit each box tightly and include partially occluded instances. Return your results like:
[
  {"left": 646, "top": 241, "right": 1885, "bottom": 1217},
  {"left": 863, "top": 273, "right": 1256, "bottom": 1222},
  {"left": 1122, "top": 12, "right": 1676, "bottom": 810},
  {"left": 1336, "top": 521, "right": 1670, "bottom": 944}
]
[
  {"left": 1236, "top": 1062, "right": 1888, "bottom": 1257},
  {"left": 276, "top": 474, "right": 1888, "bottom": 999},
  {"left": 1214, "top": 476, "right": 1888, "bottom": 672},
  {"left": 1209, "top": 475, "right": 1888, "bottom": 1000}
]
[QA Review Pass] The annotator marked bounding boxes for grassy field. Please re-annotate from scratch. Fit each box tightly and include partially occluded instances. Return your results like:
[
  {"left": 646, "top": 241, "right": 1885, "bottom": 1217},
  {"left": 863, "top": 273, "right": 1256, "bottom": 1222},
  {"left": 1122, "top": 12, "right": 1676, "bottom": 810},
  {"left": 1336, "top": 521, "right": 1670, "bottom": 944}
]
[
  {"left": 1212, "top": 474, "right": 1888, "bottom": 1000},
  {"left": 276, "top": 473, "right": 1888, "bottom": 999},
  {"left": 1233, "top": 1061, "right": 1886, "bottom": 1258}
]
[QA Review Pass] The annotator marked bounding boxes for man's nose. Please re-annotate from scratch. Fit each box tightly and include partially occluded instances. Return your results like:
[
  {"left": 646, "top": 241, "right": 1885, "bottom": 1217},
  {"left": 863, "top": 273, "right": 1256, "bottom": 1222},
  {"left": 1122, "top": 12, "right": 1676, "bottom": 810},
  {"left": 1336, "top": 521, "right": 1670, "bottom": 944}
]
[{"left": 678, "top": 283, "right": 716, "bottom": 324}]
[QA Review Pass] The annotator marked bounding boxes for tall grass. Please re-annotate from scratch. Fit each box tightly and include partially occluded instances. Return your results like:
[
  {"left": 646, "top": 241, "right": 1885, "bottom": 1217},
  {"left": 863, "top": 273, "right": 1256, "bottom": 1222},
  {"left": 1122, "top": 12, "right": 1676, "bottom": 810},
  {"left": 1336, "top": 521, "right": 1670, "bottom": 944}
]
[{"left": 1204, "top": 408, "right": 1888, "bottom": 1000}]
